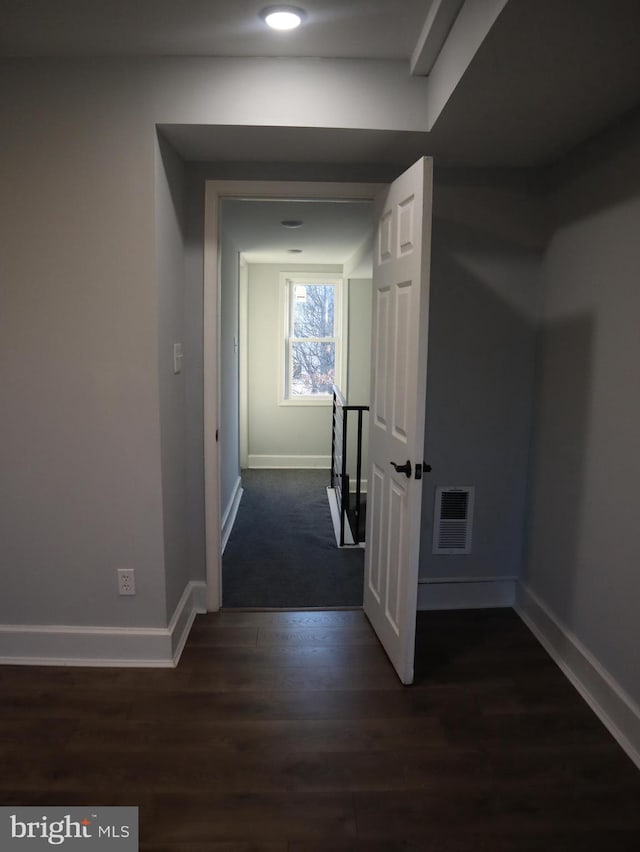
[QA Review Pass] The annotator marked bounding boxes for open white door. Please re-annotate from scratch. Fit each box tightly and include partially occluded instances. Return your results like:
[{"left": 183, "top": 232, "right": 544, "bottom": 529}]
[{"left": 363, "top": 157, "right": 433, "bottom": 685}]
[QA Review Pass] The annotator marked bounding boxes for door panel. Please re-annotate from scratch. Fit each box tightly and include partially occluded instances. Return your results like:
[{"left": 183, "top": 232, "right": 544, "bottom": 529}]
[
  {"left": 386, "top": 477, "right": 406, "bottom": 633},
  {"left": 373, "top": 287, "right": 390, "bottom": 428},
  {"left": 393, "top": 282, "right": 412, "bottom": 441},
  {"left": 367, "top": 464, "right": 385, "bottom": 604},
  {"left": 363, "top": 157, "right": 433, "bottom": 685}
]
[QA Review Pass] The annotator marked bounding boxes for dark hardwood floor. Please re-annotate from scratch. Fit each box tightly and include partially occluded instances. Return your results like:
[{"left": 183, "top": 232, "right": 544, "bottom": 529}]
[{"left": 1, "top": 608, "right": 639, "bottom": 850}]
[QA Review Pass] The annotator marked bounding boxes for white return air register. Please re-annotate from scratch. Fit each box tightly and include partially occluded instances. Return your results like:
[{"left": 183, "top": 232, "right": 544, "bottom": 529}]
[{"left": 433, "top": 486, "right": 475, "bottom": 554}]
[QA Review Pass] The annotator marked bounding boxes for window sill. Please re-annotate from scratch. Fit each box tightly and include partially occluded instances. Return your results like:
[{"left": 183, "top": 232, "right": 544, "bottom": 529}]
[{"left": 279, "top": 397, "right": 333, "bottom": 407}]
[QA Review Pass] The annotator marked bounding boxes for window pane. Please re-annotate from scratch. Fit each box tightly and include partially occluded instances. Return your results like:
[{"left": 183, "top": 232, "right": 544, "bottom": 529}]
[
  {"left": 290, "top": 341, "right": 335, "bottom": 396},
  {"left": 293, "top": 284, "right": 335, "bottom": 339}
]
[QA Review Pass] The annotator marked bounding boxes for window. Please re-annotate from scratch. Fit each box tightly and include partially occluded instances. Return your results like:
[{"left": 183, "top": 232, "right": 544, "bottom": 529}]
[{"left": 280, "top": 274, "right": 344, "bottom": 404}]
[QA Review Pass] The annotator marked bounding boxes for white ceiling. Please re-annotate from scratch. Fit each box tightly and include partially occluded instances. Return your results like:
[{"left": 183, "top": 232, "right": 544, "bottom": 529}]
[
  {"left": 0, "top": 0, "right": 434, "bottom": 59},
  {"left": 221, "top": 199, "right": 374, "bottom": 266}
]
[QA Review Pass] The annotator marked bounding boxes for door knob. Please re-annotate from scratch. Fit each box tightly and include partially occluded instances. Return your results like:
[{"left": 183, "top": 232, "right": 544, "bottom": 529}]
[{"left": 390, "top": 460, "right": 412, "bottom": 478}]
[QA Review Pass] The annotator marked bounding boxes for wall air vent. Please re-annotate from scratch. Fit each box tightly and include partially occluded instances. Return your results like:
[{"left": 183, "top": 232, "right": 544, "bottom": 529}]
[{"left": 433, "top": 486, "right": 475, "bottom": 554}]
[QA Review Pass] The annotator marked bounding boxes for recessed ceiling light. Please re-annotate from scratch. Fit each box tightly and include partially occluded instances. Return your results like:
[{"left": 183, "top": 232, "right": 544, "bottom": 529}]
[
  {"left": 288, "top": 249, "right": 303, "bottom": 253},
  {"left": 261, "top": 6, "right": 306, "bottom": 31},
  {"left": 281, "top": 219, "right": 304, "bottom": 228}
]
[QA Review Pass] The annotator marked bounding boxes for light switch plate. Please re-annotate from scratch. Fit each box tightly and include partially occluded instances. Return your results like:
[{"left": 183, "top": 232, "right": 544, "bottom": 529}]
[{"left": 173, "top": 343, "right": 183, "bottom": 374}]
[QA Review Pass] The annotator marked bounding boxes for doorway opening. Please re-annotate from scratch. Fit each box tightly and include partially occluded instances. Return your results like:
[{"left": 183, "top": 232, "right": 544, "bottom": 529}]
[{"left": 217, "top": 196, "right": 376, "bottom": 609}]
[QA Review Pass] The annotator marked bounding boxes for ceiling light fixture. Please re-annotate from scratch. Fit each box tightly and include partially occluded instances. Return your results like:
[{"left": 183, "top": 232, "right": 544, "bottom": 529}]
[
  {"left": 261, "top": 6, "right": 306, "bottom": 31},
  {"left": 281, "top": 219, "right": 304, "bottom": 228}
]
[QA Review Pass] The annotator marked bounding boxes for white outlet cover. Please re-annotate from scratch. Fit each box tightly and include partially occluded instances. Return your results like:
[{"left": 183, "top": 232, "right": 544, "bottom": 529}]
[{"left": 117, "top": 568, "right": 136, "bottom": 596}]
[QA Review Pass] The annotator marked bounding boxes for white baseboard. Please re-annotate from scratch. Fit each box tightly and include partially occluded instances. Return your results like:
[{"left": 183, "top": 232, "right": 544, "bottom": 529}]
[
  {"left": 169, "top": 581, "right": 208, "bottom": 665},
  {"left": 417, "top": 577, "right": 516, "bottom": 610},
  {"left": 221, "top": 476, "right": 243, "bottom": 554},
  {"left": 516, "top": 583, "right": 640, "bottom": 770},
  {"left": 248, "top": 454, "right": 331, "bottom": 469},
  {"left": 0, "top": 581, "right": 207, "bottom": 668}
]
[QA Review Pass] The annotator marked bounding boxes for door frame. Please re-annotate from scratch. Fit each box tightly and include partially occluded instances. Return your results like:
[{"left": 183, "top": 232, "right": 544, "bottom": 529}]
[{"left": 203, "top": 179, "right": 386, "bottom": 611}]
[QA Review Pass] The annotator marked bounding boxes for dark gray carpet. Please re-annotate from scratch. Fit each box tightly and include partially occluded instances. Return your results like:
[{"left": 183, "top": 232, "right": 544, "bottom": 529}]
[{"left": 222, "top": 469, "right": 364, "bottom": 608}]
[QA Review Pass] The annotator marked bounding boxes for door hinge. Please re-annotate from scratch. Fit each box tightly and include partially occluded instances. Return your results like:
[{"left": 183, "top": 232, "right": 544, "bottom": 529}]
[{"left": 216, "top": 429, "right": 219, "bottom": 442}]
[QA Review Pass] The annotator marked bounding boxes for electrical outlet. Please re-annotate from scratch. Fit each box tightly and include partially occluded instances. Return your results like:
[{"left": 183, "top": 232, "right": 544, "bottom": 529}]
[{"left": 117, "top": 568, "right": 136, "bottom": 596}]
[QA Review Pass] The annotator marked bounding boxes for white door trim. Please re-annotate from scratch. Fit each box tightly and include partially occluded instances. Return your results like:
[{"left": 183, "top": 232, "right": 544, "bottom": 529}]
[
  {"left": 203, "top": 179, "right": 385, "bottom": 611},
  {"left": 239, "top": 256, "right": 249, "bottom": 469}
]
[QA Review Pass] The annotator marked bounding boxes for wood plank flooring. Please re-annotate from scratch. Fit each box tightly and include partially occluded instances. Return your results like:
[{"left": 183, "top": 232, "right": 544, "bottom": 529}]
[{"left": 1, "top": 608, "right": 639, "bottom": 850}]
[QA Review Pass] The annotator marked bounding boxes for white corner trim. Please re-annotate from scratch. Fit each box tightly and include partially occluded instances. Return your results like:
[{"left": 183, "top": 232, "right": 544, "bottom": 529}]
[
  {"left": 248, "top": 454, "right": 331, "bottom": 469},
  {"left": 239, "top": 259, "right": 249, "bottom": 469},
  {"left": 410, "top": 0, "right": 466, "bottom": 76},
  {"left": 516, "top": 583, "right": 640, "bottom": 770},
  {"left": 169, "top": 581, "right": 208, "bottom": 665},
  {"left": 0, "top": 582, "right": 207, "bottom": 668},
  {"left": 417, "top": 576, "right": 516, "bottom": 610},
  {"left": 221, "top": 476, "right": 243, "bottom": 555},
  {"left": 327, "top": 487, "right": 355, "bottom": 547}
]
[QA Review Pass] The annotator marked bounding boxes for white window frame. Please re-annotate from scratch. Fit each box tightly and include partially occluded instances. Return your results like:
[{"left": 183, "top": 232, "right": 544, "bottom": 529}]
[{"left": 278, "top": 273, "right": 347, "bottom": 406}]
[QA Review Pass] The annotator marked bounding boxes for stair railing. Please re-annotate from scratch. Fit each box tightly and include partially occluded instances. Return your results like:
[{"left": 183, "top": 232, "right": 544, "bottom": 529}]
[{"left": 330, "top": 385, "right": 369, "bottom": 546}]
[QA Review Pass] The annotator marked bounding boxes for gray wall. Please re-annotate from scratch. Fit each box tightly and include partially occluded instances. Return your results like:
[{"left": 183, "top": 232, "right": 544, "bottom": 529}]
[
  {"left": 0, "top": 56, "right": 421, "bottom": 631},
  {"left": 0, "top": 62, "right": 167, "bottom": 628},
  {"left": 156, "top": 134, "right": 191, "bottom": 620},
  {"left": 183, "top": 168, "right": 207, "bottom": 585},
  {"left": 420, "top": 174, "right": 545, "bottom": 581},
  {"left": 525, "top": 112, "right": 640, "bottom": 706},
  {"left": 220, "top": 232, "right": 241, "bottom": 511}
]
